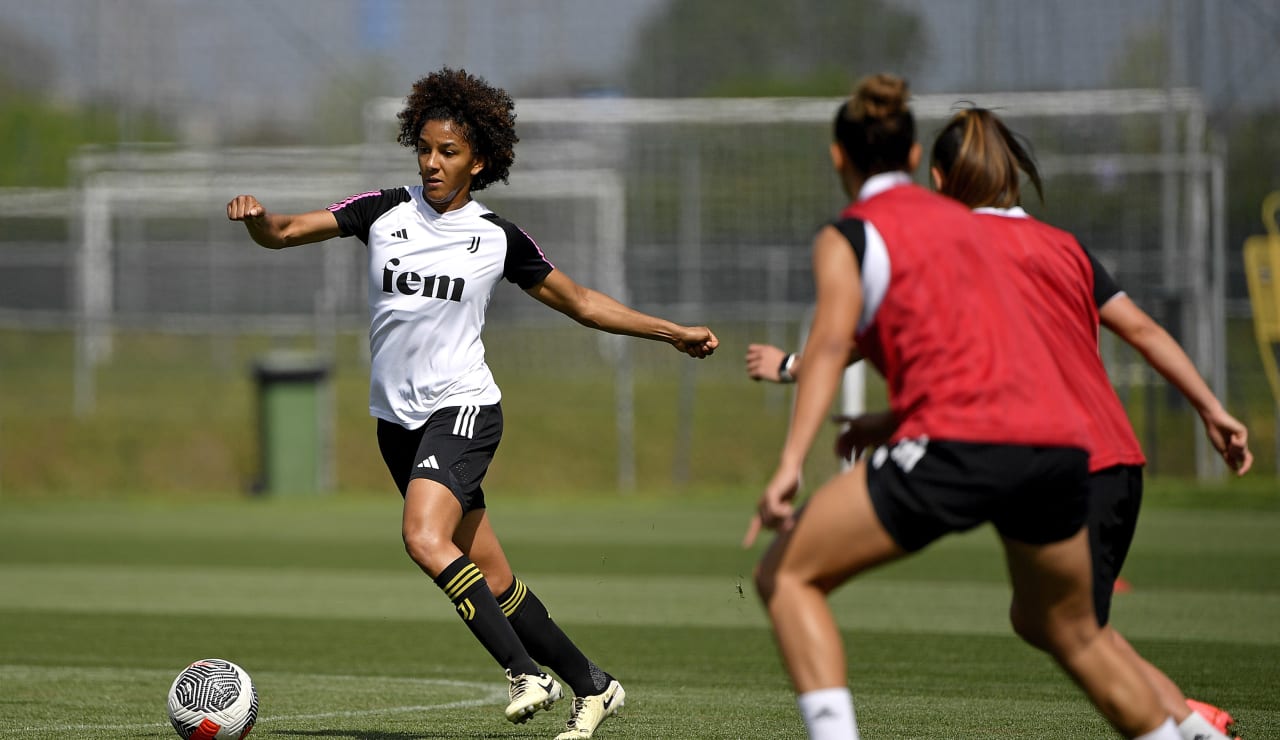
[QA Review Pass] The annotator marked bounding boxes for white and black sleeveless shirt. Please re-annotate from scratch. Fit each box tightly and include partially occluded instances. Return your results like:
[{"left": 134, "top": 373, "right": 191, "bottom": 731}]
[{"left": 329, "top": 187, "right": 554, "bottom": 429}]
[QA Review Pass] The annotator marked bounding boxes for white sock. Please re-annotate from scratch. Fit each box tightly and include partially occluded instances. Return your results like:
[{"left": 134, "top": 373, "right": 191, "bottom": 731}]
[
  {"left": 1134, "top": 717, "right": 1183, "bottom": 740},
  {"left": 797, "top": 687, "right": 859, "bottom": 740},
  {"left": 1178, "top": 711, "right": 1231, "bottom": 740}
]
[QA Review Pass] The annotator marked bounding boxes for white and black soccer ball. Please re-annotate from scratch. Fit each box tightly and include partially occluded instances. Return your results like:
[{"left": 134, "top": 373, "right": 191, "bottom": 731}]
[{"left": 166, "top": 658, "right": 259, "bottom": 740}]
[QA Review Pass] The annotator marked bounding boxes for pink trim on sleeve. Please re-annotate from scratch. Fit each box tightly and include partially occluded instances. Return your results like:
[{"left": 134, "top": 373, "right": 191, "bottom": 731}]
[
  {"left": 327, "top": 190, "right": 382, "bottom": 212},
  {"left": 518, "top": 226, "right": 555, "bottom": 269}
]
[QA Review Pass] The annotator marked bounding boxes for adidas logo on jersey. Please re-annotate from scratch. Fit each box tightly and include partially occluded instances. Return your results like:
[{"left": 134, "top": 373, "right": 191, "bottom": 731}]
[
  {"left": 417, "top": 455, "right": 439, "bottom": 469},
  {"left": 391, "top": 228, "right": 409, "bottom": 240}
]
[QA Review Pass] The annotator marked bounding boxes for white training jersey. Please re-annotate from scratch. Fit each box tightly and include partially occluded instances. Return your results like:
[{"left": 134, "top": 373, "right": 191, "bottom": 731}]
[{"left": 328, "top": 187, "right": 554, "bottom": 429}]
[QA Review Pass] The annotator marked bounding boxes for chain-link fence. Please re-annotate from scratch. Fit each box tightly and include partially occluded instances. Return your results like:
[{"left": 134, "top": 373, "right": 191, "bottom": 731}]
[{"left": 4, "top": 88, "right": 1266, "bottom": 494}]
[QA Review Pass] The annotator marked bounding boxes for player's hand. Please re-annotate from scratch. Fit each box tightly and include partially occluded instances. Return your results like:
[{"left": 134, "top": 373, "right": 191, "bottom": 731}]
[
  {"left": 673, "top": 327, "right": 719, "bottom": 358},
  {"left": 832, "top": 414, "right": 872, "bottom": 463},
  {"left": 831, "top": 411, "right": 898, "bottom": 463},
  {"left": 743, "top": 462, "right": 801, "bottom": 548},
  {"left": 1200, "top": 408, "right": 1253, "bottom": 475},
  {"left": 226, "top": 195, "right": 266, "bottom": 222},
  {"left": 745, "top": 343, "right": 788, "bottom": 382}
]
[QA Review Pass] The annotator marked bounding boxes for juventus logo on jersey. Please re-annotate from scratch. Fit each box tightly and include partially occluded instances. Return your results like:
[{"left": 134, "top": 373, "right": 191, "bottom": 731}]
[
  {"left": 391, "top": 228, "right": 409, "bottom": 240},
  {"left": 467, "top": 236, "right": 480, "bottom": 253}
]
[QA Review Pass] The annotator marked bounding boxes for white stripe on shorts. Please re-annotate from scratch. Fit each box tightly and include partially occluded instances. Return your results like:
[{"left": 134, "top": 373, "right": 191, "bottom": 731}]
[{"left": 453, "top": 405, "right": 479, "bottom": 438}]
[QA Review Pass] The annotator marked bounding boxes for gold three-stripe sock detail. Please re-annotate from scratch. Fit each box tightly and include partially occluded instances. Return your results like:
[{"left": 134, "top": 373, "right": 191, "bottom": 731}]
[
  {"left": 442, "top": 563, "right": 485, "bottom": 601},
  {"left": 499, "top": 578, "right": 528, "bottom": 617}
]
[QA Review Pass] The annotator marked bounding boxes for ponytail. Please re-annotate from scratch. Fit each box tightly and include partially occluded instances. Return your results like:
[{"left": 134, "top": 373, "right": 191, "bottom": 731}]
[{"left": 930, "top": 107, "right": 1042, "bottom": 209}]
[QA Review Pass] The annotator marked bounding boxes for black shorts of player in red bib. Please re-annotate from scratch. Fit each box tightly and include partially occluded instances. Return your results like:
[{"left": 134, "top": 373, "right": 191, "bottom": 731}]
[
  {"left": 376, "top": 403, "right": 503, "bottom": 512},
  {"left": 866, "top": 437, "right": 1090, "bottom": 553},
  {"left": 1085, "top": 464, "right": 1143, "bottom": 627}
]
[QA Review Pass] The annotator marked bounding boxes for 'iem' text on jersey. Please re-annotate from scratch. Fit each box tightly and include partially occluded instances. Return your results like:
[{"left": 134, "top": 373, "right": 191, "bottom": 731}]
[{"left": 329, "top": 187, "right": 554, "bottom": 429}]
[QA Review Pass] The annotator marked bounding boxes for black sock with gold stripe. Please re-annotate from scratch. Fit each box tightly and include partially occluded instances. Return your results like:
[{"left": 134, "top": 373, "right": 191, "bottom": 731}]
[
  {"left": 434, "top": 556, "right": 539, "bottom": 676},
  {"left": 498, "top": 577, "right": 613, "bottom": 696}
]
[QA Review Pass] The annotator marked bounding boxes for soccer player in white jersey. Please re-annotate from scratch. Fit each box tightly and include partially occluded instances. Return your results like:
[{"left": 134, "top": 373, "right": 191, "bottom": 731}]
[{"left": 227, "top": 67, "right": 717, "bottom": 740}]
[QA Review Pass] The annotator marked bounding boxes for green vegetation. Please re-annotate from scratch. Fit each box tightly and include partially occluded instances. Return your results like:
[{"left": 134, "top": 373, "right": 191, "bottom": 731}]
[
  {"left": 0, "top": 93, "right": 172, "bottom": 187},
  {"left": 0, "top": 327, "right": 848, "bottom": 497},
  {"left": 624, "top": 0, "right": 923, "bottom": 96},
  {"left": 0, "top": 493, "right": 1276, "bottom": 738},
  {"left": 1, "top": 327, "right": 1276, "bottom": 498}
]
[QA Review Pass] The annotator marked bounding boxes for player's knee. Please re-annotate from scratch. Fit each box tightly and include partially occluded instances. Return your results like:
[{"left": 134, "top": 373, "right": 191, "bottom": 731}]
[
  {"left": 1011, "top": 606, "right": 1098, "bottom": 661},
  {"left": 1009, "top": 602, "right": 1053, "bottom": 652},
  {"left": 756, "top": 560, "right": 819, "bottom": 607},
  {"left": 402, "top": 523, "right": 449, "bottom": 569}
]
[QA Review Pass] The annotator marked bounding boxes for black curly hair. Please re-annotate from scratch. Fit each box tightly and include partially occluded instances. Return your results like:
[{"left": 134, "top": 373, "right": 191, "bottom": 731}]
[{"left": 396, "top": 67, "right": 517, "bottom": 192}]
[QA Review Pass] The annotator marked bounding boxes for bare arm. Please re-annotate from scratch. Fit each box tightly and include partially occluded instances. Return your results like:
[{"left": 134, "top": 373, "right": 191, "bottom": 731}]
[
  {"left": 745, "top": 342, "right": 862, "bottom": 383},
  {"left": 745, "top": 343, "right": 792, "bottom": 382},
  {"left": 1100, "top": 293, "right": 1252, "bottom": 474},
  {"left": 524, "top": 268, "right": 718, "bottom": 358},
  {"left": 745, "top": 225, "right": 862, "bottom": 546},
  {"left": 226, "top": 195, "right": 342, "bottom": 249}
]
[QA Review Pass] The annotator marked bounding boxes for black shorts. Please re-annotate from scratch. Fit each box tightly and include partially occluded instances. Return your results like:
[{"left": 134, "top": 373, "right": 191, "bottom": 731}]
[
  {"left": 376, "top": 403, "right": 503, "bottom": 513},
  {"left": 866, "top": 438, "right": 1089, "bottom": 552},
  {"left": 1087, "top": 464, "right": 1143, "bottom": 626}
]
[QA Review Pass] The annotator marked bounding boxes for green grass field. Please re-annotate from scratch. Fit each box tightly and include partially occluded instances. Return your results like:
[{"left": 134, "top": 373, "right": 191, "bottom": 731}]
[{"left": 1, "top": 491, "right": 1277, "bottom": 739}]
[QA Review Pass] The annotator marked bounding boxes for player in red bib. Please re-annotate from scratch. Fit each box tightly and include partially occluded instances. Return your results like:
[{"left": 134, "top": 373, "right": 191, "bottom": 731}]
[
  {"left": 744, "top": 74, "right": 1182, "bottom": 740},
  {"left": 928, "top": 107, "right": 1250, "bottom": 740}
]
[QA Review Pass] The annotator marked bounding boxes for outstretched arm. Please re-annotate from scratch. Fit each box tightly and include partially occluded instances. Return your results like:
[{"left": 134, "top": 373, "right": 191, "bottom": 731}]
[
  {"left": 745, "top": 342, "right": 863, "bottom": 383},
  {"left": 524, "top": 269, "right": 718, "bottom": 358},
  {"left": 226, "top": 195, "right": 342, "bottom": 249},
  {"left": 1100, "top": 294, "right": 1252, "bottom": 474},
  {"left": 745, "top": 343, "right": 794, "bottom": 382},
  {"left": 745, "top": 225, "right": 862, "bottom": 546}
]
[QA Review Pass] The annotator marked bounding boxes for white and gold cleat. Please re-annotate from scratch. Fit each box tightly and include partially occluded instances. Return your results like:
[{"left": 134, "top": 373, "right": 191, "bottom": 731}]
[
  {"left": 505, "top": 670, "right": 563, "bottom": 723},
  {"left": 555, "top": 679, "right": 625, "bottom": 739}
]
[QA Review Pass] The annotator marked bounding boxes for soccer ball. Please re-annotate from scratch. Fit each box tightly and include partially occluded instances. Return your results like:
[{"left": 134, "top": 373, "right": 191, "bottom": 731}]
[{"left": 166, "top": 658, "right": 259, "bottom": 740}]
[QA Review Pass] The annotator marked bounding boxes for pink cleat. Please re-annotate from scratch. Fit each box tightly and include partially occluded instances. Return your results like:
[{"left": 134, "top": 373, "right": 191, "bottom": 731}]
[{"left": 1187, "top": 698, "right": 1239, "bottom": 738}]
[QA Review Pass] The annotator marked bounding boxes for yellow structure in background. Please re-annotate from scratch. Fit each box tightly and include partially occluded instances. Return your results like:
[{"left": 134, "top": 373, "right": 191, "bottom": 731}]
[{"left": 1244, "top": 191, "right": 1280, "bottom": 408}]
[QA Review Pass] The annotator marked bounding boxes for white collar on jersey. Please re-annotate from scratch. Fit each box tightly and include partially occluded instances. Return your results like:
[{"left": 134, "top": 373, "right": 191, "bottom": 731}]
[
  {"left": 857, "top": 171, "right": 914, "bottom": 201},
  {"left": 973, "top": 205, "right": 1029, "bottom": 218}
]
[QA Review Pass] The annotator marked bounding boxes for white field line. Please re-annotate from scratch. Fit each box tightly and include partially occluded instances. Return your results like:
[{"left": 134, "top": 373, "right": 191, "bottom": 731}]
[
  {"left": 18, "top": 697, "right": 506, "bottom": 735},
  {"left": 2, "top": 664, "right": 506, "bottom": 735}
]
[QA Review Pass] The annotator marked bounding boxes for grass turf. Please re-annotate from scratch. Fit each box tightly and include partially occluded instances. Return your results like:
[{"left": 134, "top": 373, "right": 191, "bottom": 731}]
[{"left": 1, "top": 493, "right": 1276, "bottom": 739}]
